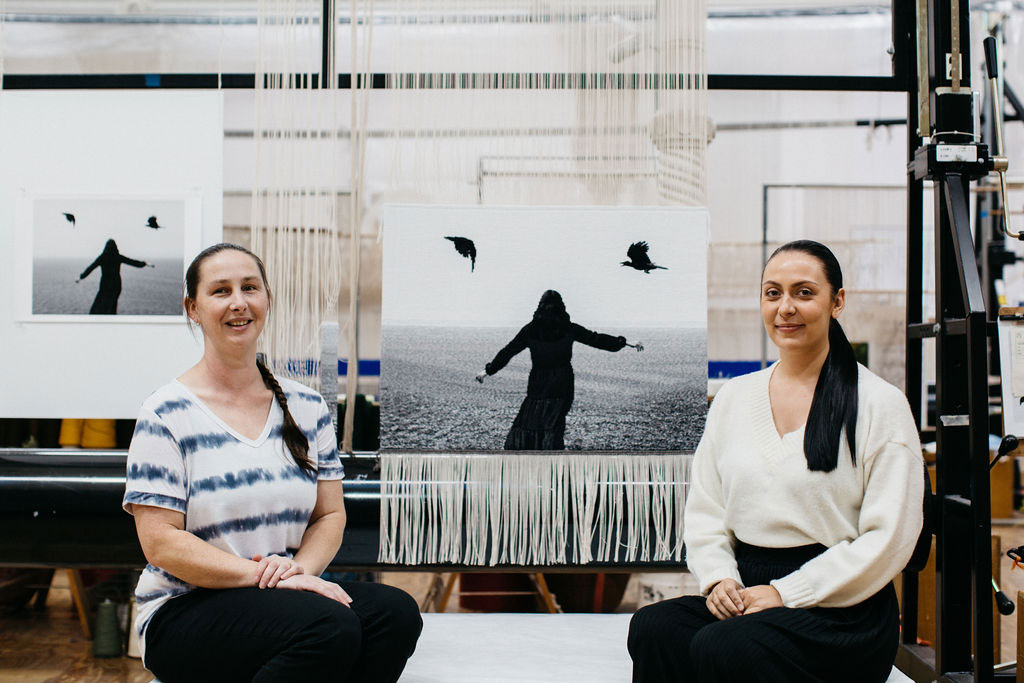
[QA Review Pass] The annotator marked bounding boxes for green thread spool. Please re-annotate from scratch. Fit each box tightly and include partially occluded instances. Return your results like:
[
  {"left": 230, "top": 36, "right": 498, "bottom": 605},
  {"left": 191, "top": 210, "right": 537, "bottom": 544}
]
[{"left": 93, "top": 600, "right": 122, "bottom": 658}]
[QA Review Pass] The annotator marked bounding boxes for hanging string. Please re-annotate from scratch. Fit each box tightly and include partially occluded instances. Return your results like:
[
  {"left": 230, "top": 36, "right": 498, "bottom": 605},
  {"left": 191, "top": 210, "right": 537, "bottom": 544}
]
[
  {"left": 379, "top": 453, "right": 690, "bottom": 566},
  {"left": 343, "top": 0, "right": 361, "bottom": 452},
  {"left": 251, "top": 0, "right": 345, "bottom": 389},
  {"left": 376, "top": 0, "right": 709, "bottom": 565},
  {"left": 378, "top": 0, "right": 709, "bottom": 207}
]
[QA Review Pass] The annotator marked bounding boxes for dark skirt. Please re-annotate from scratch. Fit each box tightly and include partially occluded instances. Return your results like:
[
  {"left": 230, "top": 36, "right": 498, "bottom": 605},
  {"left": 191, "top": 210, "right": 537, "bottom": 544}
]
[
  {"left": 89, "top": 283, "right": 121, "bottom": 314},
  {"left": 503, "top": 396, "right": 569, "bottom": 450},
  {"left": 628, "top": 541, "right": 900, "bottom": 683}
]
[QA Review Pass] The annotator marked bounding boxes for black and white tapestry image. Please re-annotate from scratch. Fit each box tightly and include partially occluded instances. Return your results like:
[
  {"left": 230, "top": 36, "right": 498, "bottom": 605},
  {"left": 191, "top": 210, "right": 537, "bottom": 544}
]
[
  {"left": 381, "top": 205, "right": 708, "bottom": 453},
  {"left": 28, "top": 197, "right": 189, "bottom": 317}
]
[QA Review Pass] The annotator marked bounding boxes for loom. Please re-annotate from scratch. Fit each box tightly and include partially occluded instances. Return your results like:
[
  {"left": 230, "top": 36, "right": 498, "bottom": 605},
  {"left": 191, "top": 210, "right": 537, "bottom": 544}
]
[
  {"left": 235, "top": 0, "right": 712, "bottom": 569},
  {"left": 1, "top": 1, "right": 1011, "bottom": 681}
]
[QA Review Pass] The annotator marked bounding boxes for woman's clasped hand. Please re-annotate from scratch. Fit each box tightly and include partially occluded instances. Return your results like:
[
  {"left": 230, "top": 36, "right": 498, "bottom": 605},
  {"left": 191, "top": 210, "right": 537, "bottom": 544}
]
[
  {"left": 250, "top": 553, "right": 352, "bottom": 605},
  {"left": 251, "top": 553, "right": 303, "bottom": 588},
  {"left": 274, "top": 574, "right": 354, "bottom": 606},
  {"left": 706, "top": 579, "right": 783, "bottom": 619}
]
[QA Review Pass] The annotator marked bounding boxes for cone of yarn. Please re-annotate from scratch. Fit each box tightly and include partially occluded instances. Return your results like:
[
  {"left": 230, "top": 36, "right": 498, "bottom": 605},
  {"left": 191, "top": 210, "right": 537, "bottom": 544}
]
[
  {"left": 81, "top": 419, "right": 117, "bottom": 449},
  {"left": 126, "top": 600, "right": 142, "bottom": 658},
  {"left": 58, "top": 419, "right": 84, "bottom": 447},
  {"left": 93, "top": 600, "right": 122, "bottom": 657}
]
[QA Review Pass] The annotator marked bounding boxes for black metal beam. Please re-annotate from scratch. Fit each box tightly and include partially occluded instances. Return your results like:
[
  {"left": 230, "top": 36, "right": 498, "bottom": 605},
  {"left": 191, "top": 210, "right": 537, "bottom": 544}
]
[
  {"left": 932, "top": 175, "right": 976, "bottom": 678},
  {"left": 322, "top": 0, "right": 332, "bottom": 89},
  {"left": 1, "top": 73, "right": 258, "bottom": 89},
  {"left": 944, "top": 178, "right": 988, "bottom": 313},
  {"left": 899, "top": 0, "right": 926, "bottom": 653},
  {"left": 709, "top": 74, "right": 904, "bottom": 91},
  {"left": 0, "top": 72, "right": 908, "bottom": 93},
  {"left": 945, "top": 174, "right": 995, "bottom": 682}
]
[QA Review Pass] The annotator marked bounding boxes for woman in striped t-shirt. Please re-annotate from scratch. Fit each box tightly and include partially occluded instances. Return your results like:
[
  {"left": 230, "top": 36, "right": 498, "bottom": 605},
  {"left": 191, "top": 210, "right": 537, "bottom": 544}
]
[{"left": 123, "top": 243, "right": 421, "bottom": 682}]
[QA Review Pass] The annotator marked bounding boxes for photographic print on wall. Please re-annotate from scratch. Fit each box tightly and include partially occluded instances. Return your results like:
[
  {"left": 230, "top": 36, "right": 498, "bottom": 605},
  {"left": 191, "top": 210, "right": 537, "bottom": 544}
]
[
  {"left": 381, "top": 205, "right": 708, "bottom": 453},
  {"left": 21, "top": 195, "right": 197, "bottom": 321}
]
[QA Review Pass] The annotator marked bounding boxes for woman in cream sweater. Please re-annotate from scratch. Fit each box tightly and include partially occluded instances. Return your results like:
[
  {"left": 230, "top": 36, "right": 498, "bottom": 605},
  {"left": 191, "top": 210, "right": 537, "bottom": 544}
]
[{"left": 628, "top": 240, "right": 923, "bottom": 682}]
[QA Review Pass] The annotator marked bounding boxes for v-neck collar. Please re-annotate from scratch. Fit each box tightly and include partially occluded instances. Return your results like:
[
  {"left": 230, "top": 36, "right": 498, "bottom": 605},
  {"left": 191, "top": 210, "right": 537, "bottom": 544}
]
[
  {"left": 173, "top": 380, "right": 278, "bottom": 447},
  {"left": 751, "top": 363, "right": 805, "bottom": 464}
]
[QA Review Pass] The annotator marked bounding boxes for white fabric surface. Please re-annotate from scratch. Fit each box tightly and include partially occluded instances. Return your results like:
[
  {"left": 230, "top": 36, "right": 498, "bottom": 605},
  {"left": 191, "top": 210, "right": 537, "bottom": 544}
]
[
  {"left": 401, "top": 613, "right": 632, "bottom": 683},
  {"left": 399, "top": 612, "right": 913, "bottom": 682}
]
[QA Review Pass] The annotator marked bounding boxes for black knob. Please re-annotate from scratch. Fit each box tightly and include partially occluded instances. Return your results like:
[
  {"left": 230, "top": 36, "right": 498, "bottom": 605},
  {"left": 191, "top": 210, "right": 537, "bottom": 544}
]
[
  {"left": 985, "top": 36, "right": 1000, "bottom": 79},
  {"left": 997, "top": 589, "right": 1015, "bottom": 615}
]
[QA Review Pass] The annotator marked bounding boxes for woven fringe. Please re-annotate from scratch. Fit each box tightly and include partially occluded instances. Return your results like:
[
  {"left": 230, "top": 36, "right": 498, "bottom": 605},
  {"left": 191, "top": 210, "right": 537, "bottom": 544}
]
[{"left": 379, "top": 453, "right": 691, "bottom": 566}]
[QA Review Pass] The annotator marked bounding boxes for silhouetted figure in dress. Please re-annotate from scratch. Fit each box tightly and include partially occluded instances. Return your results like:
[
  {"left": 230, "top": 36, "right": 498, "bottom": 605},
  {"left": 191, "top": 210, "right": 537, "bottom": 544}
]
[
  {"left": 77, "top": 239, "right": 148, "bottom": 314},
  {"left": 476, "top": 290, "right": 642, "bottom": 450}
]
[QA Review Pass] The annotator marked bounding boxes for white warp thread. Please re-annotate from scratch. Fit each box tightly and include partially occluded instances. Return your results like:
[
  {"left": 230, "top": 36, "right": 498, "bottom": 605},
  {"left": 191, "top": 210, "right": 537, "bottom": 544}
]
[
  {"left": 379, "top": 453, "right": 690, "bottom": 566},
  {"left": 251, "top": 0, "right": 345, "bottom": 389}
]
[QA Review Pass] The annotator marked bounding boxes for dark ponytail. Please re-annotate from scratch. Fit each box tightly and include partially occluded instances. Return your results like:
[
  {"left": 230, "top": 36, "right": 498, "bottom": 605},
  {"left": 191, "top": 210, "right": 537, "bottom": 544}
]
[
  {"left": 767, "top": 240, "right": 859, "bottom": 472},
  {"left": 257, "top": 357, "right": 316, "bottom": 475}
]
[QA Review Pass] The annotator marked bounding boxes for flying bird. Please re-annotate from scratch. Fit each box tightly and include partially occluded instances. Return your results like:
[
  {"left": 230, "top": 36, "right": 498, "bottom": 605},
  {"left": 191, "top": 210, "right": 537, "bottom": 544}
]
[
  {"left": 62, "top": 213, "right": 76, "bottom": 226},
  {"left": 146, "top": 216, "right": 163, "bottom": 230},
  {"left": 444, "top": 236, "right": 477, "bottom": 272},
  {"left": 621, "top": 241, "right": 667, "bottom": 274}
]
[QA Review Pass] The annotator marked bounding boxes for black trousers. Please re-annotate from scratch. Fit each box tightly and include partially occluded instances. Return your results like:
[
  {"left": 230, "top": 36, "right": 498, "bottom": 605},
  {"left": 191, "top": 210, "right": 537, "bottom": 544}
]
[
  {"left": 144, "top": 581, "right": 422, "bottom": 683},
  {"left": 627, "top": 543, "right": 899, "bottom": 683}
]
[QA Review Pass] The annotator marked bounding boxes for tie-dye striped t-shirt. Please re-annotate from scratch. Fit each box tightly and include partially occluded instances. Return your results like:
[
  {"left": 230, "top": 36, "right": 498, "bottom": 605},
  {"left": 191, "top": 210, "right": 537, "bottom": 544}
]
[{"left": 122, "top": 377, "right": 343, "bottom": 658}]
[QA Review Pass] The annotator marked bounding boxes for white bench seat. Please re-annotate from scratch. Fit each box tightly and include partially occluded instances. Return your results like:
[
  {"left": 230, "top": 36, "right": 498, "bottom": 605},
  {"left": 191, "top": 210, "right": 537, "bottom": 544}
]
[{"left": 400, "top": 613, "right": 913, "bottom": 682}]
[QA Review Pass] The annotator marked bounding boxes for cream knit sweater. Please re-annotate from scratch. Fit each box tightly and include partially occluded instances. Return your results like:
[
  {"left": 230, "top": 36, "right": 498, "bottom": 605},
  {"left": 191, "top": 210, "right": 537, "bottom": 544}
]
[{"left": 683, "top": 363, "right": 924, "bottom": 609}]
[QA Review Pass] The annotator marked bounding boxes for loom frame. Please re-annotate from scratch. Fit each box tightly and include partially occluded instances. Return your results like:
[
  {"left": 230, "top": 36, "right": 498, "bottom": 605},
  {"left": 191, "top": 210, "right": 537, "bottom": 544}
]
[{"left": 0, "top": 3, "right": 1012, "bottom": 679}]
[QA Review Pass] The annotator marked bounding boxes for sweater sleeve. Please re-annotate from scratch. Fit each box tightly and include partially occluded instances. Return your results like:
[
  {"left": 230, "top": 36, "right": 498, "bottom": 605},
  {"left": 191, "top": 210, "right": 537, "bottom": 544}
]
[
  {"left": 485, "top": 325, "right": 530, "bottom": 375},
  {"left": 80, "top": 255, "right": 102, "bottom": 280},
  {"left": 121, "top": 255, "right": 148, "bottom": 268},
  {"left": 569, "top": 323, "right": 627, "bottom": 352},
  {"left": 770, "top": 419, "right": 924, "bottom": 608},
  {"left": 683, "top": 387, "right": 744, "bottom": 594}
]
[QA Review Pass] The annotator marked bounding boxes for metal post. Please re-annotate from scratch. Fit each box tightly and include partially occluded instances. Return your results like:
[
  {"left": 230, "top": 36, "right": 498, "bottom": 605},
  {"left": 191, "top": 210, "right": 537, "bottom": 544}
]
[
  {"left": 322, "top": 0, "right": 333, "bottom": 89},
  {"left": 761, "top": 184, "right": 769, "bottom": 369},
  {"left": 935, "top": 174, "right": 993, "bottom": 678},
  {"left": 898, "top": 0, "right": 926, "bottom": 645},
  {"left": 897, "top": 2, "right": 1005, "bottom": 681}
]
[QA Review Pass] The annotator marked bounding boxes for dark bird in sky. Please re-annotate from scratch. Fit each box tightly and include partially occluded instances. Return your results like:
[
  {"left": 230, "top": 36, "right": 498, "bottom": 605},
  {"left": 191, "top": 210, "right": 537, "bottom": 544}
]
[
  {"left": 63, "top": 213, "right": 76, "bottom": 226},
  {"left": 444, "top": 236, "right": 477, "bottom": 272},
  {"left": 146, "top": 216, "right": 163, "bottom": 230},
  {"left": 621, "top": 241, "right": 667, "bottom": 273}
]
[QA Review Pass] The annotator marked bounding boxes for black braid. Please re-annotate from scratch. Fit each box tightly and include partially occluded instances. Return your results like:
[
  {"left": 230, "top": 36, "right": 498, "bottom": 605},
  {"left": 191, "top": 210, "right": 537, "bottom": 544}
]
[{"left": 257, "top": 358, "right": 315, "bottom": 474}]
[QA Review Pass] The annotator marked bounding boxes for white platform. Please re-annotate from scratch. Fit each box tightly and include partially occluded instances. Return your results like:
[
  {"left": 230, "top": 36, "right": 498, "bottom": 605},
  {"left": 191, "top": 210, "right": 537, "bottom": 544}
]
[{"left": 400, "top": 613, "right": 913, "bottom": 682}]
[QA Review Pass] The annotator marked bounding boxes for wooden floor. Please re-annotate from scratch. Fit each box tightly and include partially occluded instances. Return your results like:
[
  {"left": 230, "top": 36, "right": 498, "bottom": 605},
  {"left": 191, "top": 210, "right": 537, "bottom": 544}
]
[
  {"left": 0, "top": 572, "right": 150, "bottom": 683},
  {"left": 5, "top": 524, "right": 1024, "bottom": 681}
]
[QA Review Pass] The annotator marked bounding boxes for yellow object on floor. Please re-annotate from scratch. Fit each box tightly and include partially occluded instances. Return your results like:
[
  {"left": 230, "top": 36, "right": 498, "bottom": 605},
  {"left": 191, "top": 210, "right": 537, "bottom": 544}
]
[
  {"left": 58, "top": 419, "right": 84, "bottom": 447},
  {"left": 59, "top": 418, "right": 117, "bottom": 449},
  {"left": 81, "top": 419, "right": 116, "bottom": 449}
]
